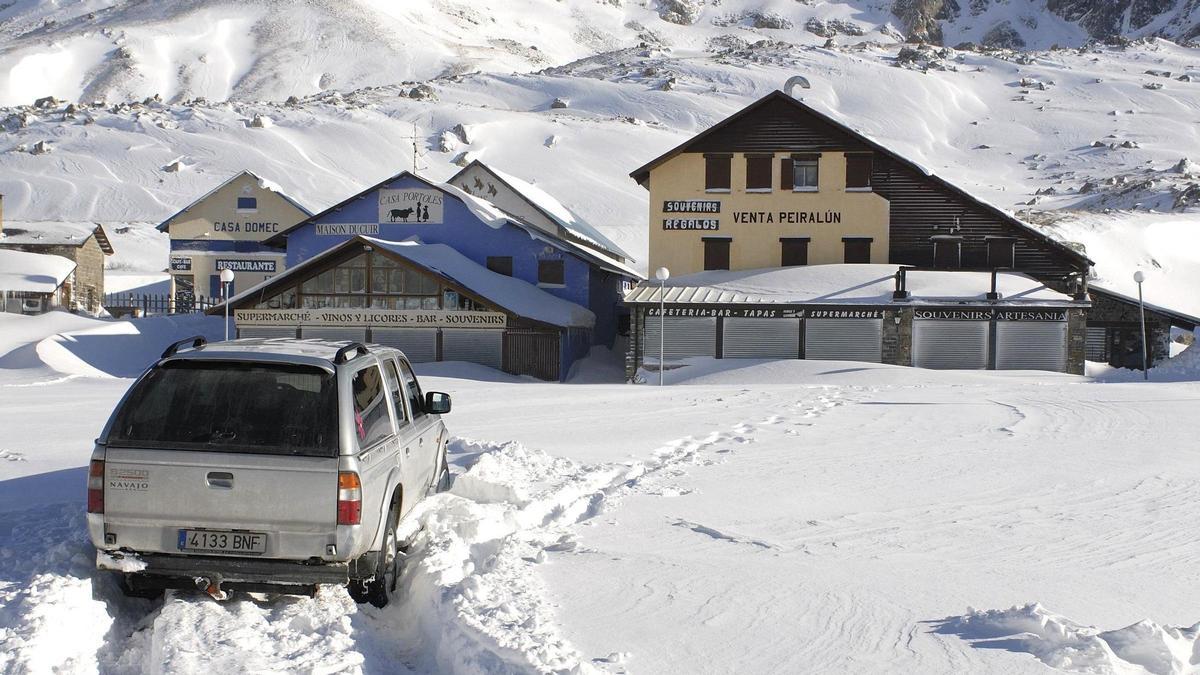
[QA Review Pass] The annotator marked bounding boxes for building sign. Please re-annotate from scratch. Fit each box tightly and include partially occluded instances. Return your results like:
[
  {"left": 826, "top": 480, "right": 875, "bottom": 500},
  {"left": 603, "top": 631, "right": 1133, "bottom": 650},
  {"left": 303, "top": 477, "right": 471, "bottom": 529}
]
[
  {"left": 732, "top": 211, "right": 842, "bottom": 225},
  {"left": 316, "top": 223, "right": 380, "bottom": 236},
  {"left": 216, "top": 259, "right": 278, "bottom": 273},
  {"left": 663, "top": 200, "right": 721, "bottom": 213},
  {"left": 212, "top": 221, "right": 280, "bottom": 234},
  {"left": 915, "top": 308, "right": 1068, "bottom": 321},
  {"left": 236, "top": 308, "right": 507, "bottom": 329},
  {"left": 647, "top": 306, "right": 883, "bottom": 319},
  {"left": 378, "top": 189, "right": 444, "bottom": 224},
  {"left": 169, "top": 256, "right": 192, "bottom": 272},
  {"left": 663, "top": 218, "right": 720, "bottom": 231}
]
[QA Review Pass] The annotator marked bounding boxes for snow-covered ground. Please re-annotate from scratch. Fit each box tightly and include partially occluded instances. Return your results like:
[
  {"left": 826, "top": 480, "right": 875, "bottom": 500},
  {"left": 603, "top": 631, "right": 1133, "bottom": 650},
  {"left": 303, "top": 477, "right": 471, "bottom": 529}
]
[{"left": 3, "top": 314, "right": 1200, "bottom": 674}]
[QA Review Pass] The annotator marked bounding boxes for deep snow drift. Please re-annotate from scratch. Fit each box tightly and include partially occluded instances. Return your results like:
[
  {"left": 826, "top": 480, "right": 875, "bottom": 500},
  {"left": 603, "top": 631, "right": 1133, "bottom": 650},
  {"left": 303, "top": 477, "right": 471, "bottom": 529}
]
[{"left": 2, "top": 314, "right": 1200, "bottom": 673}]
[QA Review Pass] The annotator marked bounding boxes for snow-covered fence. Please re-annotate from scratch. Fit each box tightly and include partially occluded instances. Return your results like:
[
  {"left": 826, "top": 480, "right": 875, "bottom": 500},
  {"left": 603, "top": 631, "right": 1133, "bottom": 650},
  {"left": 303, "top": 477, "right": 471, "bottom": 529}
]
[{"left": 102, "top": 293, "right": 218, "bottom": 317}]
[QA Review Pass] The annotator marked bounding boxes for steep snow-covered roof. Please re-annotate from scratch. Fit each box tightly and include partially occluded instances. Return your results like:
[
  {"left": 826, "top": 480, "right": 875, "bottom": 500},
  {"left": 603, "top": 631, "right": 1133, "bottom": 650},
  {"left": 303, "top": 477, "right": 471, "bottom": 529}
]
[
  {"left": 484, "top": 165, "right": 631, "bottom": 260},
  {"left": 0, "top": 249, "right": 76, "bottom": 292},
  {"left": 0, "top": 221, "right": 113, "bottom": 253},
  {"left": 220, "top": 235, "right": 594, "bottom": 328},
  {"left": 625, "top": 264, "right": 1076, "bottom": 306},
  {"left": 365, "top": 238, "right": 594, "bottom": 328}
]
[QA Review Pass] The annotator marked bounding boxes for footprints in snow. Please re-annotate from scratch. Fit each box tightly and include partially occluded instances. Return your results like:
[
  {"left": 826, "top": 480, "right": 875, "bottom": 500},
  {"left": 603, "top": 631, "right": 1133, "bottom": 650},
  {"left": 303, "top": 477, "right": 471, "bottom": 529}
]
[{"left": 671, "top": 518, "right": 778, "bottom": 551}]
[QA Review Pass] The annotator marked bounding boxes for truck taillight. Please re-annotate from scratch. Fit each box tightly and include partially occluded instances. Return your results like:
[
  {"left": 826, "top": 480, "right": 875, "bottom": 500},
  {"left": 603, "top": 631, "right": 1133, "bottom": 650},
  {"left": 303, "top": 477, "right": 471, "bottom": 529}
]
[
  {"left": 87, "top": 460, "right": 104, "bottom": 514},
  {"left": 337, "top": 471, "right": 362, "bottom": 525}
]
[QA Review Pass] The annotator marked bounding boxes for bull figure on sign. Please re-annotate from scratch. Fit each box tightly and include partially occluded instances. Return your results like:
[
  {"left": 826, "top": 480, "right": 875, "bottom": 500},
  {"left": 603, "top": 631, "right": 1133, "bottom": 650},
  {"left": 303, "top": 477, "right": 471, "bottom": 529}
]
[{"left": 389, "top": 207, "right": 415, "bottom": 222}]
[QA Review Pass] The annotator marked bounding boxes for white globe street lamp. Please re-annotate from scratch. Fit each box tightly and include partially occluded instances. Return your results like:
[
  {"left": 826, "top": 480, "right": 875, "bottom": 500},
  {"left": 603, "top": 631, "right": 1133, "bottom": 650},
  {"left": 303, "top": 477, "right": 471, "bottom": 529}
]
[
  {"left": 1133, "top": 270, "right": 1147, "bottom": 380},
  {"left": 654, "top": 267, "right": 670, "bottom": 386},
  {"left": 220, "top": 268, "right": 236, "bottom": 342}
]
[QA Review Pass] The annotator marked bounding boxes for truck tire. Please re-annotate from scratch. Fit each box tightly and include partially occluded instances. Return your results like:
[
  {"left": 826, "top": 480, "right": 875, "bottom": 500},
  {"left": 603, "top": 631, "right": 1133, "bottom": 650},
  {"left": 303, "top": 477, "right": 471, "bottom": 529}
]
[
  {"left": 366, "top": 505, "right": 400, "bottom": 608},
  {"left": 434, "top": 447, "right": 452, "bottom": 493},
  {"left": 118, "top": 573, "right": 164, "bottom": 600}
]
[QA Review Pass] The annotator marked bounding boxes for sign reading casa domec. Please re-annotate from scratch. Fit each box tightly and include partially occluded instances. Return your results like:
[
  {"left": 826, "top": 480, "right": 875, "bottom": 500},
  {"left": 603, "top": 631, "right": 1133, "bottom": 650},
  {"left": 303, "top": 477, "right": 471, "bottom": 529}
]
[{"left": 235, "top": 308, "right": 507, "bottom": 328}]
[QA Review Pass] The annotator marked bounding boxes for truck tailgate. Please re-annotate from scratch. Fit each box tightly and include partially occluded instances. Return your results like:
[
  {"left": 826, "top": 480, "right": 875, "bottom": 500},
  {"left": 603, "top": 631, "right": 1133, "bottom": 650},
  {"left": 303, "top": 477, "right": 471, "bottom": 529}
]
[{"left": 102, "top": 447, "right": 338, "bottom": 560}]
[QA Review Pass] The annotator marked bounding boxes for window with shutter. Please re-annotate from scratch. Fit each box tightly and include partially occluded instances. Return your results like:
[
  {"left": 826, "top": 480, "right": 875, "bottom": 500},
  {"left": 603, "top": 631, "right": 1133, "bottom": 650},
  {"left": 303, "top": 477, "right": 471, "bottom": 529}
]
[
  {"left": 746, "top": 155, "right": 772, "bottom": 191},
  {"left": 932, "top": 237, "right": 963, "bottom": 268},
  {"left": 845, "top": 153, "right": 872, "bottom": 191},
  {"left": 842, "top": 237, "right": 872, "bottom": 264},
  {"left": 486, "top": 256, "right": 513, "bottom": 276},
  {"left": 780, "top": 238, "right": 809, "bottom": 267},
  {"left": 987, "top": 238, "right": 1016, "bottom": 268},
  {"left": 705, "top": 154, "right": 732, "bottom": 191},
  {"left": 780, "top": 158, "right": 793, "bottom": 190},
  {"left": 703, "top": 238, "right": 731, "bottom": 271},
  {"left": 791, "top": 153, "right": 819, "bottom": 191},
  {"left": 537, "top": 259, "right": 565, "bottom": 286}
]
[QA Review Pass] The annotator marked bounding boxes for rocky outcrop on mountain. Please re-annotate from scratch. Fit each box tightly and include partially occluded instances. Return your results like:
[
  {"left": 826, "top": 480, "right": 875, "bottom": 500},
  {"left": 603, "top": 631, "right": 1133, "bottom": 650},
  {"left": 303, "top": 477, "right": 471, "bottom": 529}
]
[{"left": 892, "top": 0, "right": 957, "bottom": 43}]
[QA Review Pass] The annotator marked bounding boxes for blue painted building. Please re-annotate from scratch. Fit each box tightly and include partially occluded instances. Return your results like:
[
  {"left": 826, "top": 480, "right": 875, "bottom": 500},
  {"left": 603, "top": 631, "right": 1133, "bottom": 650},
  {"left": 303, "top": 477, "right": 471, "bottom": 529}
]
[{"left": 264, "top": 171, "right": 639, "bottom": 349}]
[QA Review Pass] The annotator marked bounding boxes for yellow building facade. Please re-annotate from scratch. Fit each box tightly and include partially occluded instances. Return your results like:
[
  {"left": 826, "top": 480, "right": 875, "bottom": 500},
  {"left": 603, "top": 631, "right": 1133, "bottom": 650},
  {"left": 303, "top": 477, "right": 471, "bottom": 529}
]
[{"left": 646, "top": 150, "right": 889, "bottom": 275}]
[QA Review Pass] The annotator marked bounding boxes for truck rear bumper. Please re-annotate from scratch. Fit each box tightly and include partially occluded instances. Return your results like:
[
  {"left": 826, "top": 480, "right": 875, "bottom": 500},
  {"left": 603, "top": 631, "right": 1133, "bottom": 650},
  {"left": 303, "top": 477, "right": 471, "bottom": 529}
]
[{"left": 98, "top": 550, "right": 354, "bottom": 595}]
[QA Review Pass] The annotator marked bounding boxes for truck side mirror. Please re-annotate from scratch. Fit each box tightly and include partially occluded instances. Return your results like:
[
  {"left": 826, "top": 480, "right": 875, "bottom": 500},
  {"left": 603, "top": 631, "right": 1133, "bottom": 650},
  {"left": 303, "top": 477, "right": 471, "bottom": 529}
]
[{"left": 425, "top": 392, "right": 451, "bottom": 415}]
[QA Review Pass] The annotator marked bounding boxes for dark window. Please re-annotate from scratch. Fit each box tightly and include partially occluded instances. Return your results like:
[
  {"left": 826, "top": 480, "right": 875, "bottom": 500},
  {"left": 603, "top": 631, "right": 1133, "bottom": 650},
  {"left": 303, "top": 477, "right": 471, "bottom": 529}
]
[
  {"left": 780, "top": 238, "right": 809, "bottom": 267},
  {"left": 107, "top": 361, "right": 338, "bottom": 457},
  {"left": 398, "top": 359, "right": 425, "bottom": 419},
  {"left": 792, "top": 154, "right": 819, "bottom": 190},
  {"left": 845, "top": 154, "right": 872, "bottom": 190},
  {"left": 987, "top": 238, "right": 1016, "bottom": 268},
  {"left": 487, "top": 256, "right": 513, "bottom": 276},
  {"left": 237, "top": 196, "right": 257, "bottom": 210},
  {"left": 705, "top": 154, "right": 731, "bottom": 191},
  {"left": 703, "top": 238, "right": 731, "bottom": 271},
  {"left": 352, "top": 365, "right": 393, "bottom": 448},
  {"left": 933, "top": 237, "right": 963, "bottom": 268},
  {"left": 538, "top": 259, "right": 565, "bottom": 285},
  {"left": 746, "top": 155, "right": 772, "bottom": 191},
  {"left": 843, "top": 238, "right": 872, "bottom": 264},
  {"left": 382, "top": 359, "right": 408, "bottom": 427}
]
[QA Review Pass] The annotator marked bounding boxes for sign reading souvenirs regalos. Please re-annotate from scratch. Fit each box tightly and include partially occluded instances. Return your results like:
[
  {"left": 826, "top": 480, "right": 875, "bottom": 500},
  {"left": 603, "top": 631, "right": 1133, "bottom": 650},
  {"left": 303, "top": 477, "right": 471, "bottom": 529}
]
[
  {"left": 235, "top": 308, "right": 507, "bottom": 329},
  {"left": 663, "top": 218, "right": 719, "bottom": 231},
  {"left": 663, "top": 200, "right": 721, "bottom": 213},
  {"left": 378, "top": 189, "right": 444, "bottom": 224}
]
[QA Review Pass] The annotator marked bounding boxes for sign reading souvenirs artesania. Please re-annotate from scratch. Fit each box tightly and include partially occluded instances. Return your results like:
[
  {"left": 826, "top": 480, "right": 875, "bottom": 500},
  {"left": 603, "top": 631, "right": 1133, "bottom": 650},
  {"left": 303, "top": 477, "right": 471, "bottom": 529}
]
[
  {"left": 378, "top": 189, "right": 444, "bottom": 224},
  {"left": 235, "top": 308, "right": 507, "bottom": 328},
  {"left": 914, "top": 308, "right": 1068, "bottom": 322}
]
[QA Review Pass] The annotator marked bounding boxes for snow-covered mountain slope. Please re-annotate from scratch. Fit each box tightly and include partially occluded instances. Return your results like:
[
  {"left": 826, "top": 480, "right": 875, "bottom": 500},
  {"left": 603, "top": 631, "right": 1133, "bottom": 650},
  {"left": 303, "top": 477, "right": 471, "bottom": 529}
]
[{"left": 0, "top": 1, "right": 1198, "bottom": 313}]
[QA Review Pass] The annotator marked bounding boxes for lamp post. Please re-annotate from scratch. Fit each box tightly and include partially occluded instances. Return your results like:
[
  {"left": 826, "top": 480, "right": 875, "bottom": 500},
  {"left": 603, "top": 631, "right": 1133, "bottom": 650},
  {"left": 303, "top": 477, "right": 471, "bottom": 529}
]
[
  {"left": 654, "top": 267, "right": 670, "bottom": 386},
  {"left": 1134, "top": 270, "right": 1148, "bottom": 380},
  {"left": 220, "top": 268, "right": 236, "bottom": 341}
]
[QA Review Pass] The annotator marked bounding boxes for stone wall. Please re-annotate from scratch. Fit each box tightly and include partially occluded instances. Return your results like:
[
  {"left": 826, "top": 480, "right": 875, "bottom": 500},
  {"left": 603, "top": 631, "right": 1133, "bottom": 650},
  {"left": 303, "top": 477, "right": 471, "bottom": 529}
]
[
  {"left": 1066, "top": 307, "right": 1087, "bottom": 375},
  {"left": 1086, "top": 291, "right": 1172, "bottom": 365},
  {"left": 882, "top": 308, "right": 912, "bottom": 366}
]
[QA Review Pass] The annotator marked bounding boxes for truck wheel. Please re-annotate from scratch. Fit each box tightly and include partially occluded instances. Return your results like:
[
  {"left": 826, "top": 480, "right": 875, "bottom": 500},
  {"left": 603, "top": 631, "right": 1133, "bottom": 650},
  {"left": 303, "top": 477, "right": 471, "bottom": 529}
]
[
  {"left": 434, "top": 448, "right": 452, "bottom": 493},
  {"left": 366, "top": 506, "right": 400, "bottom": 608}
]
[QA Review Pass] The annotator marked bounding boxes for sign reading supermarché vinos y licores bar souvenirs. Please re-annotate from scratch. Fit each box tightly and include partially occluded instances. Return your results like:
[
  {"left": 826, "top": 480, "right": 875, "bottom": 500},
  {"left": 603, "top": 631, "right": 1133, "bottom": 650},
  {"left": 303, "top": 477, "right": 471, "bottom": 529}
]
[{"left": 235, "top": 308, "right": 507, "bottom": 328}]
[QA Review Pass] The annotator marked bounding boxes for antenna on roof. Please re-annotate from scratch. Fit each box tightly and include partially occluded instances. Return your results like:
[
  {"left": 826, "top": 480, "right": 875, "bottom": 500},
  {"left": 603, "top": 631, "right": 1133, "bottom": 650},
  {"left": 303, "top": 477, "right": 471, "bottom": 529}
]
[
  {"left": 784, "top": 75, "right": 812, "bottom": 99},
  {"left": 404, "top": 121, "right": 427, "bottom": 175}
]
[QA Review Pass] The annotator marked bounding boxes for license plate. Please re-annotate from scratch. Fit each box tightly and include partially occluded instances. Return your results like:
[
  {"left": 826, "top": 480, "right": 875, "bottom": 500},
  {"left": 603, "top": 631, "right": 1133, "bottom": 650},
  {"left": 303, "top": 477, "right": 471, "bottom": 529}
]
[{"left": 177, "top": 529, "right": 267, "bottom": 555}]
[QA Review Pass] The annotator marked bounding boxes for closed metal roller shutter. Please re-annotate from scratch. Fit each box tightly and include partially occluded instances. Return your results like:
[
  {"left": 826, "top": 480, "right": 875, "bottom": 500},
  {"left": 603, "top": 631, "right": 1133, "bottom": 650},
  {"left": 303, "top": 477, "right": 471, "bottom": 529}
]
[
  {"left": 723, "top": 318, "right": 800, "bottom": 359},
  {"left": 1085, "top": 326, "right": 1109, "bottom": 362},
  {"left": 442, "top": 329, "right": 503, "bottom": 369},
  {"left": 913, "top": 321, "right": 988, "bottom": 370},
  {"left": 371, "top": 328, "right": 437, "bottom": 363},
  {"left": 641, "top": 317, "right": 717, "bottom": 360},
  {"left": 300, "top": 327, "right": 368, "bottom": 342},
  {"left": 804, "top": 319, "right": 882, "bottom": 362},
  {"left": 995, "top": 322, "right": 1067, "bottom": 372},
  {"left": 238, "top": 326, "right": 297, "bottom": 339}
]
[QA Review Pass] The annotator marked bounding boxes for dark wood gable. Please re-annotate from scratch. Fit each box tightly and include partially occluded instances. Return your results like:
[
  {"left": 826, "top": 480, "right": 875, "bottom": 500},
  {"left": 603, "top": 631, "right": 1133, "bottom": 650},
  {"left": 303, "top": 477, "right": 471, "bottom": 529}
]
[
  {"left": 690, "top": 96, "right": 871, "bottom": 153},
  {"left": 870, "top": 157, "right": 1083, "bottom": 281}
]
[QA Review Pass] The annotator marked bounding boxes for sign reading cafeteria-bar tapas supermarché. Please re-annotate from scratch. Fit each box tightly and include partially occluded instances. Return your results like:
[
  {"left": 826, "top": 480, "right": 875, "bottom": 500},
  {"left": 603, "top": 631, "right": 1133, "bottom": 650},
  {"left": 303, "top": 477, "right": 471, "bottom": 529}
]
[{"left": 235, "top": 308, "right": 508, "bottom": 328}]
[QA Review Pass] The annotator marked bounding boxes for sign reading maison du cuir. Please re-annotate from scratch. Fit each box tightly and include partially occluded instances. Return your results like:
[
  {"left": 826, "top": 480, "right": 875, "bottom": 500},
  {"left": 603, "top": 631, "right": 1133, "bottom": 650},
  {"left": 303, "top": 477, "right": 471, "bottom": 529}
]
[
  {"left": 378, "top": 189, "right": 444, "bottom": 224},
  {"left": 236, "top": 308, "right": 507, "bottom": 329}
]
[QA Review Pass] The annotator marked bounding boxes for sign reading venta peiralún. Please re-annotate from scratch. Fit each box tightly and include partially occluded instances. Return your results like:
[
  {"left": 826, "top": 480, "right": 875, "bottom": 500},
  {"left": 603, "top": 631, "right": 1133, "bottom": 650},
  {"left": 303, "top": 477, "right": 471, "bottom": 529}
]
[
  {"left": 235, "top": 308, "right": 507, "bottom": 328},
  {"left": 378, "top": 189, "right": 444, "bottom": 224}
]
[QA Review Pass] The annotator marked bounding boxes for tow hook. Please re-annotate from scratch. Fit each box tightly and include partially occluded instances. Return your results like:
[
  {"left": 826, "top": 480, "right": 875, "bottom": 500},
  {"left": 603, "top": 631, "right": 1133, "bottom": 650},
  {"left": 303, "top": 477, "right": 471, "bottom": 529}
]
[{"left": 195, "top": 575, "right": 229, "bottom": 601}]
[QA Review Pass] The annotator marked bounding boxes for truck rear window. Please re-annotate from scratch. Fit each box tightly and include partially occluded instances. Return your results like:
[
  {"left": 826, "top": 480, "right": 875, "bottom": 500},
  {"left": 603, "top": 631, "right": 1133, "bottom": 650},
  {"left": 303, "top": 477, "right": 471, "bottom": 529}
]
[{"left": 107, "top": 361, "right": 338, "bottom": 457}]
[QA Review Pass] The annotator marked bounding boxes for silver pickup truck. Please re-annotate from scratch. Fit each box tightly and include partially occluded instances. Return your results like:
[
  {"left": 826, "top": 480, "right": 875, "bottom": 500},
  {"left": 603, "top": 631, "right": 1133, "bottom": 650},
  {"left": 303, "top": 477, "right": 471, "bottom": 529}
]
[{"left": 87, "top": 337, "right": 452, "bottom": 607}]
